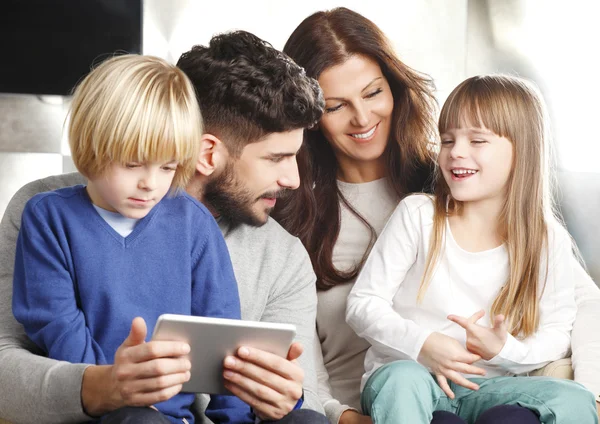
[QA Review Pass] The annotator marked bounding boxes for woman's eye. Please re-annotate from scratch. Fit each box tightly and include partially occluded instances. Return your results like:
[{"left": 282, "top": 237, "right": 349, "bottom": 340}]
[
  {"left": 365, "top": 88, "right": 382, "bottom": 98},
  {"left": 325, "top": 104, "right": 343, "bottom": 113}
]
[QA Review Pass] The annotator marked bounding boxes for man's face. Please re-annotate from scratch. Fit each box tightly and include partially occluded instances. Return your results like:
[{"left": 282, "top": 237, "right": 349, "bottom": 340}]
[{"left": 204, "top": 129, "right": 304, "bottom": 226}]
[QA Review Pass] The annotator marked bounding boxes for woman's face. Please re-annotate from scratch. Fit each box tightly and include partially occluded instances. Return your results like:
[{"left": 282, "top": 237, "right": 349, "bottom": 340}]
[{"left": 317, "top": 54, "right": 394, "bottom": 178}]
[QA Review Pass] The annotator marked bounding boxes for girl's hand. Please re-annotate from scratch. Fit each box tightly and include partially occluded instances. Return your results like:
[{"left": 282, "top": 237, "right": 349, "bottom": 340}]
[
  {"left": 417, "top": 332, "right": 486, "bottom": 399},
  {"left": 447, "top": 310, "right": 508, "bottom": 361}
]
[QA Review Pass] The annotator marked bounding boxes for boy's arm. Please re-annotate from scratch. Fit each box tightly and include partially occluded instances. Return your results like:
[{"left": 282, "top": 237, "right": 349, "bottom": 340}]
[
  {"left": 0, "top": 179, "right": 92, "bottom": 423},
  {"left": 191, "top": 217, "right": 254, "bottom": 423},
  {"left": 0, "top": 178, "right": 198, "bottom": 423},
  {"left": 571, "top": 258, "right": 600, "bottom": 405},
  {"left": 13, "top": 200, "right": 107, "bottom": 364}
]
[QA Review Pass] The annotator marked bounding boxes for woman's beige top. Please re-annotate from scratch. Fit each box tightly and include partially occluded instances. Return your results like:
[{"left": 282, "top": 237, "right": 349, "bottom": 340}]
[{"left": 315, "top": 178, "right": 398, "bottom": 423}]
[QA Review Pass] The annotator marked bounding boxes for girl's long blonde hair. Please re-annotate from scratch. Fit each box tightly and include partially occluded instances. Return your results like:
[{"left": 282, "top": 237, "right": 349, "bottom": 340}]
[{"left": 420, "top": 74, "right": 558, "bottom": 337}]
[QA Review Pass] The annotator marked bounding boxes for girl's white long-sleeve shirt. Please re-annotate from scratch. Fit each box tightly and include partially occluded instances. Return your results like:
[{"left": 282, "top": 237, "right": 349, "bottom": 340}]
[{"left": 346, "top": 194, "right": 577, "bottom": 390}]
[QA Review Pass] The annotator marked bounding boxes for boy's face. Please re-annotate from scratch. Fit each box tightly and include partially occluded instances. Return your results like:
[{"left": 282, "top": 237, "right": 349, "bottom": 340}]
[
  {"left": 203, "top": 129, "right": 303, "bottom": 226},
  {"left": 87, "top": 160, "right": 178, "bottom": 219}
]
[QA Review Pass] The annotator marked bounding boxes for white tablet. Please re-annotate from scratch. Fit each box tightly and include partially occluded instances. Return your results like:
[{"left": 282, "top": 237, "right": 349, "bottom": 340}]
[{"left": 151, "top": 314, "right": 297, "bottom": 395}]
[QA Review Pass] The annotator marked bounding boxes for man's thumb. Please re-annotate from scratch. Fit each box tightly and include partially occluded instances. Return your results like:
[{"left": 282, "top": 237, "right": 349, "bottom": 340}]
[
  {"left": 124, "top": 317, "right": 147, "bottom": 347},
  {"left": 287, "top": 342, "right": 304, "bottom": 361}
]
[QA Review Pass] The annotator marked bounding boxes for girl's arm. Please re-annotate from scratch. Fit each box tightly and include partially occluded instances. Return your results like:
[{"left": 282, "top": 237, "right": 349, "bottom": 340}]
[
  {"left": 12, "top": 199, "right": 106, "bottom": 365},
  {"left": 345, "top": 198, "right": 432, "bottom": 360},
  {"left": 346, "top": 197, "right": 484, "bottom": 398},
  {"left": 485, "top": 223, "right": 576, "bottom": 374}
]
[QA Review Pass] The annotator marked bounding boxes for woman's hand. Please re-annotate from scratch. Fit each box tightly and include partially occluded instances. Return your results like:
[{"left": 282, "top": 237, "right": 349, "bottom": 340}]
[
  {"left": 339, "top": 410, "right": 373, "bottom": 424},
  {"left": 417, "top": 332, "right": 486, "bottom": 398},
  {"left": 447, "top": 310, "right": 508, "bottom": 361}
]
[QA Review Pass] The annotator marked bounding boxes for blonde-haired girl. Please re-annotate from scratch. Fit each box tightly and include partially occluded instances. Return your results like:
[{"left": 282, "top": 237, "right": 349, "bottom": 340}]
[
  {"left": 12, "top": 54, "right": 245, "bottom": 423},
  {"left": 346, "top": 74, "right": 597, "bottom": 424}
]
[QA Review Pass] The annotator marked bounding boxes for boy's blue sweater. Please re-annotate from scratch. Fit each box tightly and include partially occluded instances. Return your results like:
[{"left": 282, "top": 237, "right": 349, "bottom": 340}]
[{"left": 12, "top": 185, "right": 253, "bottom": 423}]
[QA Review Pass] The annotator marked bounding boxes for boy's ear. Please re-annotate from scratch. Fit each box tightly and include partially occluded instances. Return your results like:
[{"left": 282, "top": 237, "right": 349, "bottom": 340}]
[{"left": 196, "top": 133, "right": 228, "bottom": 176}]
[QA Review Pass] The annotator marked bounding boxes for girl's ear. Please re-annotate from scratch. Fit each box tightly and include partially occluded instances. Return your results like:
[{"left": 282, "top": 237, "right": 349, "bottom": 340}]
[{"left": 195, "top": 133, "right": 228, "bottom": 176}]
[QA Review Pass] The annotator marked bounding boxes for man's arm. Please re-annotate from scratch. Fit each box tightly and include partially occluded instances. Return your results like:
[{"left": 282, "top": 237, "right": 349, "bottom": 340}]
[
  {"left": 0, "top": 179, "right": 92, "bottom": 423},
  {"left": 571, "top": 257, "right": 600, "bottom": 407}
]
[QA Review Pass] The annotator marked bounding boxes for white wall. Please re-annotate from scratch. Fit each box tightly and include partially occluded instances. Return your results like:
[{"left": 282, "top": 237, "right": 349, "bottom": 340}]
[{"left": 142, "top": 0, "right": 469, "bottom": 103}]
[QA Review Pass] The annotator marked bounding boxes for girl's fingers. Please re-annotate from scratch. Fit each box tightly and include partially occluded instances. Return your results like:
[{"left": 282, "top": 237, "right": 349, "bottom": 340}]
[
  {"left": 435, "top": 374, "right": 455, "bottom": 399},
  {"left": 445, "top": 369, "right": 480, "bottom": 392}
]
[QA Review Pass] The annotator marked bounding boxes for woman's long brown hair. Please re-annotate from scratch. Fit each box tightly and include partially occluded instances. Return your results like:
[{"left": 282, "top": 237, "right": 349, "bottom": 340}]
[{"left": 273, "top": 7, "right": 437, "bottom": 290}]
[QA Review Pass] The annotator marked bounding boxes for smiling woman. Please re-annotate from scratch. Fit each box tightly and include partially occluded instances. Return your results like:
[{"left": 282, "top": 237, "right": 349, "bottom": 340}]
[{"left": 272, "top": 7, "right": 437, "bottom": 424}]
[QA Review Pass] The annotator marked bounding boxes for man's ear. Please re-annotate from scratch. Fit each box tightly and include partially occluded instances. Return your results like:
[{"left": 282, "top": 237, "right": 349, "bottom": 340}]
[{"left": 196, "top": 133, "right": 228, "bottom": 177}]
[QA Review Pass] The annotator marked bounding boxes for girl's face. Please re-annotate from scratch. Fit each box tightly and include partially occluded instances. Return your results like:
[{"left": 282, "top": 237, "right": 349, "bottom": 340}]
[
  {"left": 317, "top": 54, "right": 394, "bottom": 177},
  {"left": 438, "top": 124, "right": 513, "bottom": 204}
]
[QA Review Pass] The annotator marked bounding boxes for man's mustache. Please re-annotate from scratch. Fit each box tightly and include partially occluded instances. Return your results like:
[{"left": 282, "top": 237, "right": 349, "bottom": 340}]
[{"left": 257, "top": 189, "right": 291, "bottom": 201}]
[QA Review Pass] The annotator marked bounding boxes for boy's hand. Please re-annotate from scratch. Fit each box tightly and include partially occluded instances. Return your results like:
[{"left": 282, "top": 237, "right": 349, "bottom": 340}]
[
  {"left": 81, "top": 317, "right": 191, "bottom": 416},
  {"left": 222, "top": 342, "right": 304, "bottom": 421},
  {"left": 448, "top": 310, "right": 508, "bottom": 361},
  {"left": 418, "top": 332, "right": 486, "bottom": 399}
]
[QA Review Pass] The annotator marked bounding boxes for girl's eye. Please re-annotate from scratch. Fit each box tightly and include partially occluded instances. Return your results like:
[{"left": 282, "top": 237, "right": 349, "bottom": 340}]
[
  {"left": 440, "top": 140, "right": 454, "bottom": 145},
  {"left": 125, "top": 163, "right": 141, "bottom": 169},
  {"left": 162, "top": 166, "right": 177, "bottom": 172},
  {"left": 365, "top": 88, "right": 383, "bottom": 98},
  {"left": 472, "top": 140, "right": 487, "bottom": 144},
  {"left": 325, "top": 104, "right": 343, "bottom": 113}
]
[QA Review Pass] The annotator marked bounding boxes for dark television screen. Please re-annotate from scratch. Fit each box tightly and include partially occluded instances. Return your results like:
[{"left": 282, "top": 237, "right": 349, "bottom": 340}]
[{"left": 0, "top": 0, "right": 143, "bottom": 96}]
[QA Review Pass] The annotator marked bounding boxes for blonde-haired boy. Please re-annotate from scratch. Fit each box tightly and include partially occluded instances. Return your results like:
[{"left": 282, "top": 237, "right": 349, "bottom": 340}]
[{"left": 12, "top": 55, "right": 244, "bottom": 423}]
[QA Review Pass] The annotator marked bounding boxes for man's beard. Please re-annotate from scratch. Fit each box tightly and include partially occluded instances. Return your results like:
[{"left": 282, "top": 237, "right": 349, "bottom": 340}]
[{"left": 203, "top": 161, "right": 287, "bottom": 227}]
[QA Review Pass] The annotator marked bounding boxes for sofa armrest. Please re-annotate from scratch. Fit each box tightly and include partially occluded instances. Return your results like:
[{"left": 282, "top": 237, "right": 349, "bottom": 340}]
[{"left": 529, "top": 358, "right": 574, "bottom": 380}]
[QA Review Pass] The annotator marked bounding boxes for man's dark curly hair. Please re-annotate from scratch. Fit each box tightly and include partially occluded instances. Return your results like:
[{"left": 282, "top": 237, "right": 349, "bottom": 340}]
[{"left": 177, "top": 30, "right": 324, "bottom": 156}]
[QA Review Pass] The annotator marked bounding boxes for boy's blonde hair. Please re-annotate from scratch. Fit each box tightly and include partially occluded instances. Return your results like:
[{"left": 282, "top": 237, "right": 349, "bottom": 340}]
[
  {"left": 68, "top": 54, "right": 202, "bottom": 190},
  {"left": 421, "top": 74, "right": 562, "bottom": 338}
]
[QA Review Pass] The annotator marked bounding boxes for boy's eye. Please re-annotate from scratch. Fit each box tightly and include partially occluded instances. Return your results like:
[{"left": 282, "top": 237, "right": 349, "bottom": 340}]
[
  {"left": 162, "top": 166, "right": 177, "bottom": 171},
  {"left": 125, "top": 163, "right": 141, "bottom": 168}
]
